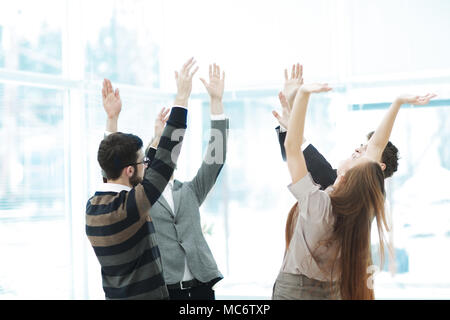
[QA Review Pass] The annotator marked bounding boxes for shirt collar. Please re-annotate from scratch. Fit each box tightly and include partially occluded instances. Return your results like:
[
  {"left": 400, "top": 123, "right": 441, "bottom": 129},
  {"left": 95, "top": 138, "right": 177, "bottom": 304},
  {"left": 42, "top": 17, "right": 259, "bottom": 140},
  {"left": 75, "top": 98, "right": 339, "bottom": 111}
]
[
  {"left": 96, "top": 182, "right": 131, "bottom": 193},
  {"left": 164, "top": 180, "right": 173, "bottom": 192}
]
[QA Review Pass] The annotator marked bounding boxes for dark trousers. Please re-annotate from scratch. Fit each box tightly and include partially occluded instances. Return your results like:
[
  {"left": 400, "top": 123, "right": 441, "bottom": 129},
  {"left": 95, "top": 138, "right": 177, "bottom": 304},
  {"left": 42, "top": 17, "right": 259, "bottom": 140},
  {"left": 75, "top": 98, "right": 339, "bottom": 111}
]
[{"left": 168, "top": 285, "right": 215, "bottom": 300}]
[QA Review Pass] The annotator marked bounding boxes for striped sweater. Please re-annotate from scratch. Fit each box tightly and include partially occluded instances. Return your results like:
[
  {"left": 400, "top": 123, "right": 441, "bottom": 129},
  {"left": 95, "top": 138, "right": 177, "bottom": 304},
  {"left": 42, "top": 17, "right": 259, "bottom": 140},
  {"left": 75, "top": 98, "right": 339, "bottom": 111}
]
[{"left": 85, "top": 107, "right": 187, "bottom": 300}]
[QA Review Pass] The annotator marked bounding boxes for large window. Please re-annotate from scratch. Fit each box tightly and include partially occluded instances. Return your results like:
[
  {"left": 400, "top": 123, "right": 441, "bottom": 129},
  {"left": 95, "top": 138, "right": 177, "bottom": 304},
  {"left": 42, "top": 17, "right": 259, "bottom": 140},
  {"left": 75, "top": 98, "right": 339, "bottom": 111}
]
[
  {"left": 0, "top": 84, "right": 69, "bottom": 298},
  {"left": 1, "top": 0, "right": 449, "bottom": 299}
]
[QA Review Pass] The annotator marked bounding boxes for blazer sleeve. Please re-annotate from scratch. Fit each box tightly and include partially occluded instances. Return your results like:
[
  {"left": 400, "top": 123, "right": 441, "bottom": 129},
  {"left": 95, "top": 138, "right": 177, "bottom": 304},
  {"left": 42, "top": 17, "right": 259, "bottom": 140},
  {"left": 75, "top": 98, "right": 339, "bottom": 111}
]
[
  {"left": 303, "top": 144, "right": 337, "bottom": 190},
  {"left": 187, "top": 118, "right": 229, "bottom": 206},
  {"left": 275, "top": 125, "right": 336, "bottom": 190},
  {"left": 275, "top": 126, "right": 287, "bottom": 162}
]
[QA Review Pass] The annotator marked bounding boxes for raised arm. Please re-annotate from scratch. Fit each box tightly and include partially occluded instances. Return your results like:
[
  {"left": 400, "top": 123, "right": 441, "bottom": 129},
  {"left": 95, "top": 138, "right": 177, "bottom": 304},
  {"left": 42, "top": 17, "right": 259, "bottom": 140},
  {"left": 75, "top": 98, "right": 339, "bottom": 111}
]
[
  {"left": 285, "top": 84, "right": 332, "bottom": 184},
  {"left": 102, "top": 78, "right": 122, "bottom": 133},
  {"left": 186, "top": 64, "right": 228, "bottom": 205},
  {"left": 273, "top": 64, "right": 305, "bottom": 161},
  {"left": 140, "top": 57, "right": 199, "bottom": 206},
  {"left": 100, "top": 79, "right": 122, "bottom": 181},
  {"left": 366, "top": 93, "right": 436, "bottom": 161},
  {"left": 200, "top": 63, "right": 225, "bottom": 116},
  {"left": 145, "top": 58, "right": 199, "bottom": 162}
]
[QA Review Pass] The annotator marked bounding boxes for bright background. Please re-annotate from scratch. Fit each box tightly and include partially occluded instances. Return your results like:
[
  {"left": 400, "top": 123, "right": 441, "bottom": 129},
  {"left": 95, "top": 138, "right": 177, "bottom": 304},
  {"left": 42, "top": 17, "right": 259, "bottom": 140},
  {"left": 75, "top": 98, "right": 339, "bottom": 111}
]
[{"left": 1, "top": 0, "right": 450, "bottom": 299}]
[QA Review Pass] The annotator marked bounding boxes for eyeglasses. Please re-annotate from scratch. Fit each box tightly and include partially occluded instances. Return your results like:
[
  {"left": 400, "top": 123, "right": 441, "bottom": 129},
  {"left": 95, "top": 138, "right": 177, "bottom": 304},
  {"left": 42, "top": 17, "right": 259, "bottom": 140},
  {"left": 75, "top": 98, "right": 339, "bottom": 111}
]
[{"left": 123, "top": 157, "right": 151, "bottom": 168}]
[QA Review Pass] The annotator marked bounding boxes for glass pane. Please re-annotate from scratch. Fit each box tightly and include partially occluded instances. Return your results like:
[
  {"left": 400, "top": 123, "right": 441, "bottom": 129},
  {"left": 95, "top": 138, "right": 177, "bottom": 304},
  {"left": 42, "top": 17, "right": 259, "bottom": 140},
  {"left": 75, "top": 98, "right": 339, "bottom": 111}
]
[
  {"left": 0, "top": 1, "right": 63, "bottom": 74},
  {"left": 0, "top": 83, "right": 70, "bottom": 299},
  {"left": 83, "top": 0, "right": 163, "bottom": 87},
  {"left": 350, "top": 0, "right": 450, "bottom": 76}
]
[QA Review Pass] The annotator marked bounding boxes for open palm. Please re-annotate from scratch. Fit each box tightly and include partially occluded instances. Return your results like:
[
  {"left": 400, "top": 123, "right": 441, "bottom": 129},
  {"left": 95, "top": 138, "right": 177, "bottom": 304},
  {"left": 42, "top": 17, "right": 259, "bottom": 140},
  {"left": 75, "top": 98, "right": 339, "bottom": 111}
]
[
  {"left": 300, "top": 83, "right": 333, "bottom": 94},
  {"left": 283, "top": 63, "right": 303, "bottom": 104},
  {"left": 102, "top": 79, "right": 122, "bottom": 118},
  {"left": 397, "top": 93, "right": 437, "bottom": 106},
  {"left": 200, "top": 64, "right": 225, "bottom": 100},
  {"left": 154, "top": 107, "right": 170, "bottom": 138}
]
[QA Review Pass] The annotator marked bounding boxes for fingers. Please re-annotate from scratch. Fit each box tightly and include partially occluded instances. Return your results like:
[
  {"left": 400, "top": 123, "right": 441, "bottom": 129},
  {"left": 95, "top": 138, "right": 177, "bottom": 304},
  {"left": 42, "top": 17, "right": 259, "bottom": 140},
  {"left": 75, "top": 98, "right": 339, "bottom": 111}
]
[
  {"left": 213, "top": 64, "right": 224, "bottom": 79},
  {"left": 416, "top": 93, "right": 437, "bottom": 105},
  {"left": 306, "top": 83, "right": 333, "bottom": 93},
  {"left": 200, "top": 77, "right": 208, "bottom": 88},
  {"left": 321, "top": 83, "right": 333, "bottom": 92},
  {"left": 179, "top": 57, "right": 198, "bottom": 79},
  {"left": 102, "top": 80, "right": 107, "bottom": 100},
  {"left": 424, "top": 93, "right": 437, "bottom": 99},
  {"left": 184, "top": 58, "right": 197, "bottom": 75},
  {"left": 159, "top": 107, "right": 170, "bottom": 116},
  {"left": 278, "top": 91, "right": 288, "bottom": 108},
  {"left": 272, "top": 110, "right": 281, "bottom": 121},
  {"left": 182, "top": 57, "right": 194, "bottom": 72},
  {"left": 205, "top": 64, "right": 225, "bottom": 81},
  {"left": 157, "top": 107, "right": 170, "bottom": 123},
  {"left": 299, "top": 64, "right": 304, "bottom": 84},
  {"left": 103, "top": 79, "right": 116, "bottom": 99},
  {"left": 106, "top": 79, "right": 113, "bottom": 95},
  {"left": 162, "top": 108, "right": 170, "bottom": 119},
  {"left": 284, "top": 63, "right": 303, "bottom": 80},
  {"left": 158, "top": 107, "right": 165, "bottom": 118},
  {"left": 190, "top": 65, "right": 199, "bottom": 78}
]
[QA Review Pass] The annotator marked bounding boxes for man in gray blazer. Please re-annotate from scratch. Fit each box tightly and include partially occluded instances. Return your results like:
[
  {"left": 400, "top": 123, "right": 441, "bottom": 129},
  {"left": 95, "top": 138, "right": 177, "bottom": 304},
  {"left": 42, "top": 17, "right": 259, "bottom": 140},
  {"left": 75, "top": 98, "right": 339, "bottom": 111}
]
[
  {"left": 146, "top": 63, "right": 228, "bottom": 300},
  {"left": 106, "top": 63, "right": 228, "bottom": 300}
]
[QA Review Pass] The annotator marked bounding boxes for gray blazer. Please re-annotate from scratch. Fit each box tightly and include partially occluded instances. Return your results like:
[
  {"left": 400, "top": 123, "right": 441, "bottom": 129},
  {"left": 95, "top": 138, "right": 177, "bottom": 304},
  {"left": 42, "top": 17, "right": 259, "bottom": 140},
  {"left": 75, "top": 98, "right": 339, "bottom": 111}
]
[{"left": 149, "top": 119, "right": 229, "bottom": 285}]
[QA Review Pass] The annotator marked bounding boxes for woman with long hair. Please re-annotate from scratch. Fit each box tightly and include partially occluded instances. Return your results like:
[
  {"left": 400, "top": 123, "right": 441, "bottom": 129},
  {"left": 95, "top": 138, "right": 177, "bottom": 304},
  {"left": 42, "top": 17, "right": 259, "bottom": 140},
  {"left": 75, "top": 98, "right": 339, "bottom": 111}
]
[{"left": 272, "top": 81, "right": 436, "bottom": 300}]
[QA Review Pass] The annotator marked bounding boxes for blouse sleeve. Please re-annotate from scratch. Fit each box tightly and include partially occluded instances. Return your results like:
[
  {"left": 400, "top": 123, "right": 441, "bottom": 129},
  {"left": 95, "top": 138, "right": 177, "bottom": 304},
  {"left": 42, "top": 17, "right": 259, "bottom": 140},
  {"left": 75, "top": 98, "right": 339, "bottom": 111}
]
[
  {"left": 287, "top": 172, "right": 332, "bottom": 223},
  {"left": 288, "top": 172, "right": 320, "bottom": 200}
]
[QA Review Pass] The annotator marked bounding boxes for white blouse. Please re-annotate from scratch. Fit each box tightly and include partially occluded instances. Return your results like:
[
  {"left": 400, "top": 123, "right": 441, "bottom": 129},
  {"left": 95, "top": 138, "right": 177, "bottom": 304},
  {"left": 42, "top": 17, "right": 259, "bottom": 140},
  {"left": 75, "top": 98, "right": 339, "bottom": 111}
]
[{"left": 281, "top": 172, "right": 340, "bottom": 282}]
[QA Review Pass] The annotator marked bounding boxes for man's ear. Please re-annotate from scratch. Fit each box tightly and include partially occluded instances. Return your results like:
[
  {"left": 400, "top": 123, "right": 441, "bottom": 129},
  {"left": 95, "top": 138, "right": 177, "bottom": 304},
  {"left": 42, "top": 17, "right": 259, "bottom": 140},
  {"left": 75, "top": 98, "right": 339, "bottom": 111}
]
[
  {"left": 123, "top": 166, "right": 134, "bottom": 178},
  {"left": 380, "top": 162, "right": 386, "bottom": 171}
]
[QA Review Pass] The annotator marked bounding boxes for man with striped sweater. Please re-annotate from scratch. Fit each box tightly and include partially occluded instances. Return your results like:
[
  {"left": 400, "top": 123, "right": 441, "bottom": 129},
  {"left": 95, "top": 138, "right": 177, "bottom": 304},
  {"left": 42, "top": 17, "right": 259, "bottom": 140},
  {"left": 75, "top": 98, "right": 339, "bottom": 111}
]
[{"left": 85, "top": 58, "right": 198, "bottom": 300}]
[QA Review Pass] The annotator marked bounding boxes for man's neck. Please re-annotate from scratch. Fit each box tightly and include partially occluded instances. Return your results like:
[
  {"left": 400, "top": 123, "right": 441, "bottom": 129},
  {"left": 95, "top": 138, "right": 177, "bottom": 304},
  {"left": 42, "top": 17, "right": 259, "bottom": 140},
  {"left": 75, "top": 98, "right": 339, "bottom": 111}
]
[{"left": 107, "top": 178, "right": 132, "bottom": 188}]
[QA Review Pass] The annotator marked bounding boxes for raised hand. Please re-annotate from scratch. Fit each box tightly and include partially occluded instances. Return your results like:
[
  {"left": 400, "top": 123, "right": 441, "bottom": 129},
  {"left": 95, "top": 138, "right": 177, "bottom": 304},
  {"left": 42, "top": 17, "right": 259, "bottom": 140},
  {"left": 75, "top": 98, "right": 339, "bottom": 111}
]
[
  {"left": 283, "top": 63, "right": 304, "bottom": 105},
  {"left": 102, "top": 78, "right": 122, "bottom": 119},
  {"left": 366, "top": 93, "right": 436, "bottom": 163},
  {"left": 299, "top": 83, "right": 333, "bottom": 94},
  {"left": 149, "top": 107, "right": 170, "bottom": 148},
  {"left": 174, "top": 57, "right": 199, "bottom": 107},
  {"left": 396, "top": 93, "right": 437, "bottom": 106},
  {"left": 272, "top": 91, "right": 292, "bottom": 130},
  {"left": 200, "top": 63, "right": 225, "bottom": 101},
  {"left": 154, "top": 107, "right": 170, "bottom": 138}
]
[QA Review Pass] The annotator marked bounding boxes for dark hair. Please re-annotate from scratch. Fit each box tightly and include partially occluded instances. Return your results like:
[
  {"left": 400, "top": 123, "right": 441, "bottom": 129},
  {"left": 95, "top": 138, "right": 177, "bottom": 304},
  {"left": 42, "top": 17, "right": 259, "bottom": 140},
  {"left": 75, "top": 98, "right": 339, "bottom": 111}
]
[
  {"left": 97, "top": 132, "right": 143, "bottom": 180},
  {"left": 367, "top": 131, "right": 399, "bottom": 178}
]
